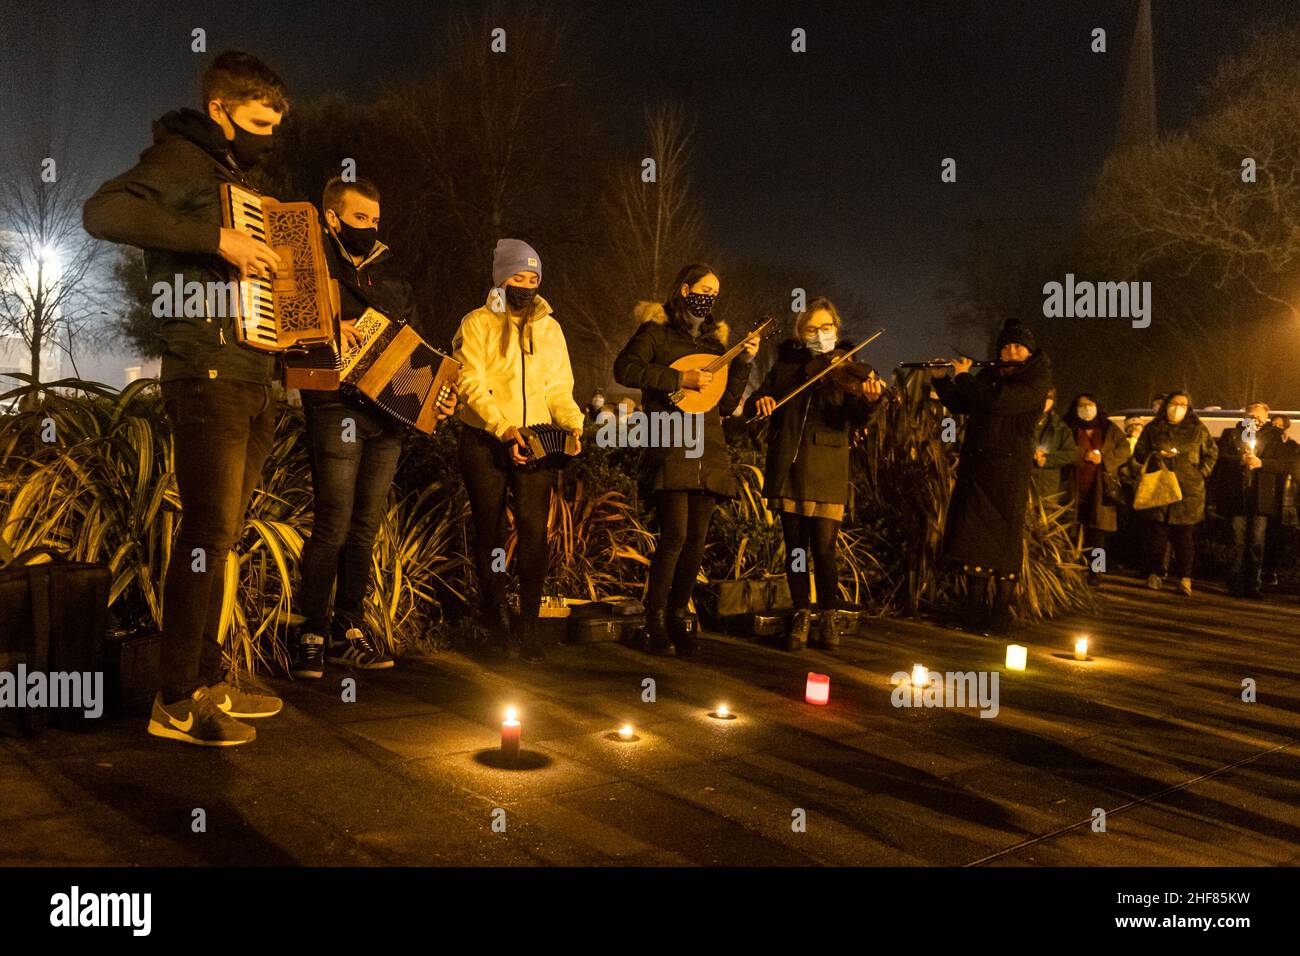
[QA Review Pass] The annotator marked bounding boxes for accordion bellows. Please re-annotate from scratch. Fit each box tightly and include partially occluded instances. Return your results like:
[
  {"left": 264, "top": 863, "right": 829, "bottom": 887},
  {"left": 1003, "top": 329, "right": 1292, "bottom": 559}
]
[
  {"left": 339, "top": 309, "right": 459, "bottom": 435},
  {"left": 519, "top": 423, "right": 579, "bottom": 468}
]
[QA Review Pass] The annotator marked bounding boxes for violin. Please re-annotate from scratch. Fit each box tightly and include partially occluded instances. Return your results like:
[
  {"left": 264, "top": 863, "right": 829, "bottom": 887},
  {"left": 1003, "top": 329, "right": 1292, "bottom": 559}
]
[{"left": 806, "top": 348, "right": 877, "bottom": 395}]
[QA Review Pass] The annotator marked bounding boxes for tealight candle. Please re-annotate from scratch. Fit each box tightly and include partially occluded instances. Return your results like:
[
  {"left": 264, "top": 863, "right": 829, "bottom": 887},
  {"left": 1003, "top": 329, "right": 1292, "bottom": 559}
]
[
  {"left": 1074, "top": 636, "right": 1089, "bottom": 661},
  {"left": 805, "top": 672, "right": 830, "bottom": 705},
  {"left": 618, "top": 724, "right": 635, "bottom": 740},
  {"left": 912, "top": 664, "right": 930, "bottom": 689},
  {"left": 501, "top": 706, "right": 521, "bottom": 761},
  {"left": 709, "top": 704, "right": 736, "bottom": 720},
  {"left": 1005, "top": 644, "right": 1027, "bottom": 671}
]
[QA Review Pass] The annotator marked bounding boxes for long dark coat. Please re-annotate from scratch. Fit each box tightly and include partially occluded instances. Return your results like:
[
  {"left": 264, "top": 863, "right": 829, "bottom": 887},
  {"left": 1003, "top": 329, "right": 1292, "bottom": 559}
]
[
  {"left": 1131, "top": 412, "right": 1218, "bottom": 525},
  {"left": 1210, "top": 423, "right": 1298, "bottom": 519},
  {"left": 613, "top": 304, "right": 751, "bottom": 500},
  {"left": 1063, "top": 417, "right": 1131, "bottom": 532},
  {"left": 933, "top": 350, "right": 1052, "bottom": 574},
  {"left": 744, "top": 339, "right": 884, "bottom": 504}
]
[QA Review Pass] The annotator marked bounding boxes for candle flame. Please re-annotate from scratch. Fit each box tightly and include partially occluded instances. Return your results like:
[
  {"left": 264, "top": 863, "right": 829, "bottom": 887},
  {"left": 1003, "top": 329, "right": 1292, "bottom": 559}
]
[
  {"left": 912, "top": 664, "right": 928, "bottom": 687},
  {"left": 716, "top": 704, "right": 729, "bottom": 717},
  {"left": 504, "top": 706, "right": 518, "bottom": 722},
  {"left": 619, "top": 724, "right": 634, "bottom": 738}
]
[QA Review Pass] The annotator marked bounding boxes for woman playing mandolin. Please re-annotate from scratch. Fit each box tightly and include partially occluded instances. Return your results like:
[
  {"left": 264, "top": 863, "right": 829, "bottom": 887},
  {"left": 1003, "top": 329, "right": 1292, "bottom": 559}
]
[
  {"left": 613, "top": 263, "right": 761, "bottom": 657},
  {"left": 747, "top": 298, "right": 885, "bottom": 651}
]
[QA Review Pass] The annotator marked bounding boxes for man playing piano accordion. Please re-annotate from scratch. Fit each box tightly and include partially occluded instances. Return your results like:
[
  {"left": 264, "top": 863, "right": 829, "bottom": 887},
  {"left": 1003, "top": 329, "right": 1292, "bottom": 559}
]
[
  {"left": 290, "top": 176, "right": 456, "bottom": 679},
  {"left": 83, "top": 51, "right": 290, "bottom": 747}
]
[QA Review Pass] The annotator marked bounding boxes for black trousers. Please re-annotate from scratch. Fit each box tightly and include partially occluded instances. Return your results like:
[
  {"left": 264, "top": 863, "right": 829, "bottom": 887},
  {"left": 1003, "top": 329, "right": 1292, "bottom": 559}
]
[
  {"left": 160, "top": 378, "right": 276, "bottom": 702},
  {"left": 646, "top": 490, "right": 717, "bottom": 615},
  {"left": 459, "top": 426, "right": 553, "bottom": 623},
  {"left": 1145, "top": 519, "right": 1197, "bottom": 579},
  {"left": 779, "top": 512, "right": 841, "bottom": 609}
]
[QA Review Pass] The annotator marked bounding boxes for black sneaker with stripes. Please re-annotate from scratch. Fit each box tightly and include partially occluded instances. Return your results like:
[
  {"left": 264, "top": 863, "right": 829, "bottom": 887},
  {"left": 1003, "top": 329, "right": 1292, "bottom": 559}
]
[{"left": 327, "top": 624, "right": 395, "bottom": 670}]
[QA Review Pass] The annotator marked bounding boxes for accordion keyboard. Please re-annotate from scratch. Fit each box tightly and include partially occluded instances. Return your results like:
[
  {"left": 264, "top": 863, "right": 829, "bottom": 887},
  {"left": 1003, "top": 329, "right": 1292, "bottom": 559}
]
[{"left": 223, "top": 184, "right": 278, "bottom": 348}]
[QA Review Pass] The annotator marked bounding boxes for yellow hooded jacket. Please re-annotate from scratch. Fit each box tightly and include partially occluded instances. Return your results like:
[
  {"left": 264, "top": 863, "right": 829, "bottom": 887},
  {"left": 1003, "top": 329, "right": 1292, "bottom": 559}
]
[{"left": 452, "top": 291, "right": 585, "bottom": 439}]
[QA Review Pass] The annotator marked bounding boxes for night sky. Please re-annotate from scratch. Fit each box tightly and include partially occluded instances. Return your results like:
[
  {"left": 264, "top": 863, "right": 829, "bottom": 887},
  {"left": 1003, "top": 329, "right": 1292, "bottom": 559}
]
[{"left": 2, "top": 0, "right": 1292, "bottom": 381}]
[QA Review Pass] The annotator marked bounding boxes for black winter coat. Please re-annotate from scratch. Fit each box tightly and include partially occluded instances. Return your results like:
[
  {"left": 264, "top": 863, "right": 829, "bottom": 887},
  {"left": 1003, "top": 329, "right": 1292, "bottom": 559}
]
[
  {"left": 1210, "top": 423, "right": 1298, "bottom": 519},
  {"left": 613, "top": 311, "right": 751, "bottom": 499},
  {"left": 83, "top": 109, "right": 274, "bottom": 385},
  {"left": 1131, "top": 413, "right": 1218, "bottom": 524},
  {"left": 933, "top": 350, "right": 1053, "bottom": 574},
  {"left": 744, "top": 339, "right": 883, "bottom": 504}
]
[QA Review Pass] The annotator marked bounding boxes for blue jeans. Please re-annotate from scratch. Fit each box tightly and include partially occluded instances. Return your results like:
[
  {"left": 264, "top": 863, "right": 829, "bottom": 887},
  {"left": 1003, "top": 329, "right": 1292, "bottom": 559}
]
[
  {"left": 1229, "top": 514, "right": 1268, "bottom": 593},
  {"left": 299, "top": 396, "right": 405, "bottom": 635},
  {"left": 160, "top": 378, "right": 276, "bottom": 701}
]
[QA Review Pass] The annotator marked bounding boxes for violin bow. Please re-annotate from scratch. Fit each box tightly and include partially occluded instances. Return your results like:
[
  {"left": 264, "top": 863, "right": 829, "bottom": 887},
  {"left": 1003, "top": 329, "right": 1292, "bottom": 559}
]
[{"left": 744, "top": 328, "right": 885, "bottom": 425}]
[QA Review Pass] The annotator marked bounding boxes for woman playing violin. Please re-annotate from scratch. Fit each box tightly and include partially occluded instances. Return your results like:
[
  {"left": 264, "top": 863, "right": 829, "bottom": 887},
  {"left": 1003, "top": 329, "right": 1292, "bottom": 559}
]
[{"left": 745, "top": 297, "right": 885, "bottom": 651}]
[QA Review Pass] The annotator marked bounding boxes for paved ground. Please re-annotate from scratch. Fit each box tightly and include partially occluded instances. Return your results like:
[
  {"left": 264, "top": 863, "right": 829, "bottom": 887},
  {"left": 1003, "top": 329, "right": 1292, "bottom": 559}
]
[{"left": 3, "top": 574, "right": 1298, "bottom": 866}]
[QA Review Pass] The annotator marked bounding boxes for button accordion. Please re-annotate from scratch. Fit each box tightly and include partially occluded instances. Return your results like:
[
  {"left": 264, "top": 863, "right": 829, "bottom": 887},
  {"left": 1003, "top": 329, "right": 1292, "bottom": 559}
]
[
  {"left": 218, "top": 183, "right": 337, "bottom": 353},
  {"left": 331, "top": 307, "right": 459, "bottom": 435},
  {"left": 518, "top": 424, "right": 579, "bottom": 469}
]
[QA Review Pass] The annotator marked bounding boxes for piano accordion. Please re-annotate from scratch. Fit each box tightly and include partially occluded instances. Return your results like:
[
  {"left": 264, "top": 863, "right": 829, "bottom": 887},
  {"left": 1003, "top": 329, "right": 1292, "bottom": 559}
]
[
  {"left": 518, "top": 424, "right": 579, "bottom": 470},
  {"left": 333, "top": 308, "right": 459, "bottom": 435},
  {"left": 219, "top": 183, "right": 337, "bottom": 353}
]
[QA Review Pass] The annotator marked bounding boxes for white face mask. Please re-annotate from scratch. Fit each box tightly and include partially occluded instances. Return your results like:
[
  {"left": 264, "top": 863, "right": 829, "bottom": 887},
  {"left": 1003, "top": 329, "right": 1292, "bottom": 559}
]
[
  {"left": 1077, "top": 404, "right": 1097, "bottom": 422},
  {"left": 1167, "top": 405, "right": 1188, "bottom": 424},
  {"left": 804, "top": 330, "right": 836, "bottom": 355}
]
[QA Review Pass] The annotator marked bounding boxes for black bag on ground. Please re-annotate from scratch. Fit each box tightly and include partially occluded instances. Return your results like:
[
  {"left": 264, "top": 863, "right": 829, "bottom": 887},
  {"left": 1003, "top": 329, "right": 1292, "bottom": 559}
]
[{"left": 0, "top": 544, "right": 110, "bottom": 734}]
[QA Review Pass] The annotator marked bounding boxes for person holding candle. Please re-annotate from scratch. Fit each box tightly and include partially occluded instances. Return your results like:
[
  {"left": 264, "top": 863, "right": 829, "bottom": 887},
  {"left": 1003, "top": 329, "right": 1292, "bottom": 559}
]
[
  {"left": 931, "top": 320, "right": 1052, "bottom": 636},
  {"left": 613, "top": 264, "right": 761, "bottom": 657},
  {"left": 1132, "top": 391, "right": 1218, "bottom": 596},
  {"left": 1062, "top": 392, "right": 1131, "bottom": 589},
  {"left": 453, "top": 239, "right": 586, "bottom": 662},
  {"left": 1030, "top": 387, "right": 1075, "bottom": 504},
  {"left": 1211, "top": 403, "right": 1294, "bottom": 598},
  {"left": 745, "top": 297, "right": 886, "bottom": 651}
]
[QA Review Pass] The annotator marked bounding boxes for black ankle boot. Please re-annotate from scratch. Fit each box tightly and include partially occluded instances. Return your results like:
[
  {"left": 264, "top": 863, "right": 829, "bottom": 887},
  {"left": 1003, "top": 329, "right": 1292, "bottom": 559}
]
[
  {"left": 785, "top": 609, "right": 811, "bottom": 651},
  {"left": 667, "top": 609, "right": 697, "bottom": 658},
  {"left": 987, "top": 578, "right": 1015, "bottom": 636},
  {"left": 640, "top": 610, "right": 673, "bottom": 656},
  {"left": 816, "top": 609, "right": 840, "bottom": 650}
]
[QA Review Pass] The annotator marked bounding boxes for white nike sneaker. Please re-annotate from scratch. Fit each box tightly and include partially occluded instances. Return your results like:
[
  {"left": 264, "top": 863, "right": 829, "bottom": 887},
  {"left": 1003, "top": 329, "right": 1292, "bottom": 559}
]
[{"left": 146, "top": 687, "right": 256, "bottom": 747}]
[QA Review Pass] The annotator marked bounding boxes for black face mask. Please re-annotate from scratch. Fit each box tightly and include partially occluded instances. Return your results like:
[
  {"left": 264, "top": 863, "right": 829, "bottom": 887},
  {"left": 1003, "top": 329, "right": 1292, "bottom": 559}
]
[
  {"left": 684, "top": 291, "right": 716, "bottom": 319},
  {"left": 220, "top": 105, "right": 275, "bottom": 170},
  {"left": 334, "top": 219, "right": 378, "bottom": 259},
  {"left": 505, "top": 284, "right": 538, "bottom": 311}
]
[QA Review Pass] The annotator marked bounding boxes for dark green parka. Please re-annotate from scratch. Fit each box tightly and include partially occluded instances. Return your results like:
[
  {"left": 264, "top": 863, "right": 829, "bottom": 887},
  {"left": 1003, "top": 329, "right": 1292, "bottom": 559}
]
[{"left": 1030, "top": 410, "right": 1075, "bottom": 501}]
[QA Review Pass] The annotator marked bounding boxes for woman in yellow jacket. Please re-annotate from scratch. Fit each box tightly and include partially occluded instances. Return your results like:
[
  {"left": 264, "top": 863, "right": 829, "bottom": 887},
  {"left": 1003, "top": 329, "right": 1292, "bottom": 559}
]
[{"left": 453, "top": 239, "right": 585, "bottom": 662}]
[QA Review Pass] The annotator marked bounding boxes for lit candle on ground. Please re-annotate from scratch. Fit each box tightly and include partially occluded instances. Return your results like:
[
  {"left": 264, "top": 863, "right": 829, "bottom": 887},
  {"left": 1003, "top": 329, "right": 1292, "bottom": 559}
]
[
  {"left": 912, "top": 664, "right": 930, "bottom": 689},
  {"left": 805, "top": 672, "right": 830, "bottom": 705},
  {"left": 500, "top": 707, "right": 521, "bottom": 761},
  {"left": 618, "top": 724, "right": 635, "bottom": 740},
  {"left": 1005, "top": 644, "right": 1027, "bottom": 671},
  {"left": 1075, "top": 636, "right": 1089, "bottom": 661},
  {"left": 709, "top": 703, "right": 737, "bottom": 720}
]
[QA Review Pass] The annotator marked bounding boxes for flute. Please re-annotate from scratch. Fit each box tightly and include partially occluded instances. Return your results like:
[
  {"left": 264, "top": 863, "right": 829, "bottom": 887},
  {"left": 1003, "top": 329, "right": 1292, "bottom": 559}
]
[{"left": 897, "top": 360, "right": 1019, "bottom": 369}]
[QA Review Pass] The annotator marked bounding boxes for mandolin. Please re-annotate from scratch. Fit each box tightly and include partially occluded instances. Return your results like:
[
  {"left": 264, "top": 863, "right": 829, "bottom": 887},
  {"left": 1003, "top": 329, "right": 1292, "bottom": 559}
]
[{"left": 667, "top": 316, "right": 776, "bottom": 414}]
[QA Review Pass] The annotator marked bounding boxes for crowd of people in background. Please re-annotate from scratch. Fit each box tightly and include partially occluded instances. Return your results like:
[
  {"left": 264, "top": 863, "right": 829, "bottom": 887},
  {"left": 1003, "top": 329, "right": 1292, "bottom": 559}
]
[{"left": 1031, "top": 389, "right": 1300, "bottom": 603}]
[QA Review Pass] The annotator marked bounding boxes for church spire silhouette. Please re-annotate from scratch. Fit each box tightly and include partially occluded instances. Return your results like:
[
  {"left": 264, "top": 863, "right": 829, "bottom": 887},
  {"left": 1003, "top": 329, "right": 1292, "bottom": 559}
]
[{"left": 1116, "top": 0, "right": 1157, "bottom": 148}]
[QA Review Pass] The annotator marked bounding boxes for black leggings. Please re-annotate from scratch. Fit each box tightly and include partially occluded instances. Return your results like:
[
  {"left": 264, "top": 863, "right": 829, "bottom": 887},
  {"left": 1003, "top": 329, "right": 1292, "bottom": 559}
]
[
  {"left": 779, "top": 512, "right": 841, "bottom": 609},
  {"left": 459, "top": 427, "right": 554, "bottom": 622},
  {"left": 646, "top": 490, "right": 717, "bottom": 615}
]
